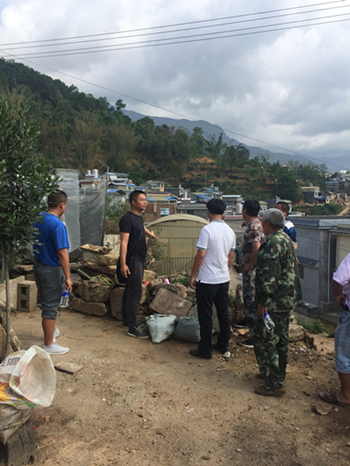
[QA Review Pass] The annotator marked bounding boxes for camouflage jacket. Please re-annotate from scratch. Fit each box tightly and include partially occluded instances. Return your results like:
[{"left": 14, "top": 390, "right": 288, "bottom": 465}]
[{"left": 255, "top": 230, "right": 303, "bottom": 311}]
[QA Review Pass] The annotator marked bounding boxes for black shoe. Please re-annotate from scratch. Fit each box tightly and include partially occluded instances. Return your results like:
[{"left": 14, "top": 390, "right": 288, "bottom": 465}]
[
  {"left": 127, "top": 325, "right": 149, "bottom": 339},
  {"left": 189, "top": 349, "right": 212, "bottom": 360},
  {"left": 122, "top": 323, "right": 128, "bottom": 329},
  {"left": 212, "top": 343, "right": 229, "bottom": 354},
  {"left": 240, "top": 338, "right": 254, "bottom": 348},
  {"left": 234, "top": 319, "right": 248, "bottom": 329}
]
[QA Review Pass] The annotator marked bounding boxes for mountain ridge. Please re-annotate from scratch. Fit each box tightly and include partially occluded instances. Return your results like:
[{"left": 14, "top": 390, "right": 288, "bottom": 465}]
[{"left": 123, "top": 109, "right": 350, "bottom": 172}]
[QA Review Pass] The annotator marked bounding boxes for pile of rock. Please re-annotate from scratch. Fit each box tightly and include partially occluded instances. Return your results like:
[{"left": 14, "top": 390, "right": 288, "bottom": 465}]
[{"left": 69, "top": 244, "right": 118, "bottom": 316}]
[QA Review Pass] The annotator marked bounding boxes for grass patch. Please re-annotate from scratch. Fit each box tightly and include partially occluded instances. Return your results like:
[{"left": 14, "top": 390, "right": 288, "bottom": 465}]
[
  {"left": 170, "top": 276, "right": 190, "bottom": 287},
  {"left": 295, "top": 317, "right": 335, "bottom": 337}
]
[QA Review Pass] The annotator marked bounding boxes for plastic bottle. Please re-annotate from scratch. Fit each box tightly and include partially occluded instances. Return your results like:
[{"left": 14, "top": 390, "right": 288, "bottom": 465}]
[
  {"left": 263, "top": 313, "right": 275, "bottom": 330},
  {"left": 60, "top": 290, "right": 70, "bottom": 307}
]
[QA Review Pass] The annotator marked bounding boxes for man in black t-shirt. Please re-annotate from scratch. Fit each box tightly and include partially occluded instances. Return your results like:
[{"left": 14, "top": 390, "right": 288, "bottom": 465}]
[{"left": 119, "top": 190, "right": 158, "bottom": 338}]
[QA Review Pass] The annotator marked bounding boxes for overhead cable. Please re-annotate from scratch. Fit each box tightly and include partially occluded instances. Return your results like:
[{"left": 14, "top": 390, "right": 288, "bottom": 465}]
[
  {"left": 1, "top": 3, "right": 348, "bottom": 51},
  {"left": 5, "top": 14, "right": 350, "bottom": 59}
]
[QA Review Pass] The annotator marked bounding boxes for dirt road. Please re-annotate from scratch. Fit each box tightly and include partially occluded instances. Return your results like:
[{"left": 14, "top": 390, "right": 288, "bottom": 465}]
[{"left": 2, "top": 308, "right": 350, "bottom": 466}]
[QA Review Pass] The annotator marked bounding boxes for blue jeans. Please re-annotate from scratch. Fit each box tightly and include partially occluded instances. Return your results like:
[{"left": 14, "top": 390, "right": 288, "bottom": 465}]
[{"left": 335, "top": 311, "right": 350, "bottom": 374}]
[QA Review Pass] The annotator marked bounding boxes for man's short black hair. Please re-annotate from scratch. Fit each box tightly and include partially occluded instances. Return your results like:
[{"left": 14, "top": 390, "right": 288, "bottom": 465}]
[
  {"left": 206, "top": 198, "right": 226, "bottom": 215},
  {"left": 48, "top": 190, "right": 67, "bottom": 208},
  {"left": 129, "top": 190, "right": 146, "bottom": 205},
  {"left": 243, "top": 199, "right": 260, "bottom": 217},
  {"left": 275, "top": 201, "right": 290, "bottom": 215}
]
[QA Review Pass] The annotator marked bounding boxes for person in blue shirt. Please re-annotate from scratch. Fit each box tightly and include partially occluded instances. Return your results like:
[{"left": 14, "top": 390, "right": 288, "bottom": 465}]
[
  {"left": 33, "top": 190, "right": 72, "bottom": 355},
  {"left": 275, "top": 201, "right": 297, "bottom": 250}
]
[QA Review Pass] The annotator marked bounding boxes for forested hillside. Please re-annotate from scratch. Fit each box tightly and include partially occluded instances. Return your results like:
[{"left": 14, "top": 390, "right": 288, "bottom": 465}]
[{"left": 0, "top": 59, "right": 327, "bottom": 202}]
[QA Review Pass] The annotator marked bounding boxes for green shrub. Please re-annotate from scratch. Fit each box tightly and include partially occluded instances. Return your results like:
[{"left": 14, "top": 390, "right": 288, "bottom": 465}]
[
  {"left": 171, "top": 276, "right": 190, "bottom": 287},
  {"left": 295, "top": 317, "right": 334, "bottom": 337}
]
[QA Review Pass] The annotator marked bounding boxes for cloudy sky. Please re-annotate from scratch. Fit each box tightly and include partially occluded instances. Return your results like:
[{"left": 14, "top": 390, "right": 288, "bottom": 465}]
[{"left": 0, "top": 0, "right": 349, "bottom": 167}]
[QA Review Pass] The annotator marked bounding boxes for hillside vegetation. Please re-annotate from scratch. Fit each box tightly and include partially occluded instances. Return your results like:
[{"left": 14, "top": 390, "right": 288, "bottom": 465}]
[{"left": 0, "top": 59, "right": 327, "bottom": 202}]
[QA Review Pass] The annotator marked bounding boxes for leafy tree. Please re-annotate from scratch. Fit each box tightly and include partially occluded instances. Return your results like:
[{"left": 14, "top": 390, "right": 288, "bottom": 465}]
[
  {"left": 298, "top": 162, "right": 324, "bottom": 185},
  {"left": 295, "top": 203, "right": 342, "bottom": 216},
  {"left": 115, "top": 99, "right": 126, "bottom": 111},
  {"left": 269, "top": 162, "right": 301, "bottom": 203},
  {"left": 128, "top": 169, "right": 144, "bottom": 186},
  {"left": 205, "top": 133, "right": 227, "bottom": 161},
  {"left": 189, "top": 126, "right": 206, "bottom": 159},
  {"left": 287, "top": 159, "right": 300, "bottom": 177},
  {"left": 225, "top": 143, "right": 250, "bottom": 168},
  {"left": 0, "top": 99, "right": 60, "bottom": 359}
]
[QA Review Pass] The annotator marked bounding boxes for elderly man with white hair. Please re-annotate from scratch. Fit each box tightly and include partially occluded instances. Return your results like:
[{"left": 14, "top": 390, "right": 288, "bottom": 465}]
[{"left": 254, "top": 208, "right": 302, "bottom": 397}]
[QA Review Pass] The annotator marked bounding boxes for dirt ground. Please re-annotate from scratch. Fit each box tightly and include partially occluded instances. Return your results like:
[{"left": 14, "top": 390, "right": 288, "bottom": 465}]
[{"left": 1, "top": 305, "right": 349, "bottom": 466}]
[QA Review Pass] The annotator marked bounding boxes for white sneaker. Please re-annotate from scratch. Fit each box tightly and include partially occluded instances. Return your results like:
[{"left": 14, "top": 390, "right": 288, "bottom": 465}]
[
  {"left": 53, "top": 328, "right": 60, "bottom": 342},
  {"left": 42, "top": 342, "right": 69, "bottom": 355}
]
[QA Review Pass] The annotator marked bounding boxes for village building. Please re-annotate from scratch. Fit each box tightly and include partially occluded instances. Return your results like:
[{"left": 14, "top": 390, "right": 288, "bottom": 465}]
[
  {"left": 300, "top": 186, "right": 321, "bottom": 204},
  {"left": 222, "top": 194, "right": 243, "bottom": 214},
  {"left": 293, "top": 217, "right": 350, "bottom": 322}
]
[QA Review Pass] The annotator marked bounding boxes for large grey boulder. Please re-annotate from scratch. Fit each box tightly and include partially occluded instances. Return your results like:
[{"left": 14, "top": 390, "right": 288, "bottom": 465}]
[
  {"left": 70, "top": 297, "right": 107, "bottom": 316},
  {"left": 148, "top": 279, "right": 163, "bottom": 294},
  {"left": 81, "top": 250, "right": 118, "bottom": 266},
  {"left": 110, "top": 287, "right": 124, "bottom": 320},
  {"left": 143, "top": 270, "right": 157, "bottom": 283},
  {"left": 76, "top": 281, "right": 111, "bottom": 302},
  {"left": 153, "top": 283, "right": 187, "bottom": 298},
  {"left": 289, "top": 324, "right": 307, "bottom": 342},
  {"left": 140, "top": 284, "right": 150, "bottom": 305},
  {"left": 80, "top": 260, "right": 116, "bottom": 275}
]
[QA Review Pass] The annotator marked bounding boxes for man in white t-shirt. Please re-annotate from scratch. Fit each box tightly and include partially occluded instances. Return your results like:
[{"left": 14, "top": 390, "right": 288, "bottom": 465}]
[
  {"left": 189, "top": 199, "right": 236, "bottom": 359},
  {"left": 320, "top": 253, "right": 350, "bottom": 407}
]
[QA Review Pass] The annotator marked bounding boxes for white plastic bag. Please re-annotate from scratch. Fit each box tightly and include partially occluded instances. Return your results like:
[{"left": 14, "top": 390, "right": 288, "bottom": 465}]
[
  {"left": 0, "top": 346, "right": 56, "bottom": 443},
  {"left": 146, "top": 314, "right": 177, "bottom": 343},
  {"left": 10, "top": 345, "right": 56, "bottom": 409},
  {"left": 0, "top": 345, "right": 56, "bottom": 409}
]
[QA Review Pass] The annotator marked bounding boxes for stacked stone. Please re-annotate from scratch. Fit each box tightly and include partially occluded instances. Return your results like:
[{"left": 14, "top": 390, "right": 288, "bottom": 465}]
[
  {"left": 110, "top": 270, "right": 157, "bottom": 321},
  {"left": 69, "top": 244, "right": 118, "bottom": 317}
]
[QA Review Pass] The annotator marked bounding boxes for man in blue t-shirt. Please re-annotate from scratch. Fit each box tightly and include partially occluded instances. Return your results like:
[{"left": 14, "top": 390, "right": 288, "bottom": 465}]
[
  {"left": 275, "top": 201, "right": 297, "bottom": 250},
  {"left": 33, "top": 190, "right": 72, "bottom": 355}
]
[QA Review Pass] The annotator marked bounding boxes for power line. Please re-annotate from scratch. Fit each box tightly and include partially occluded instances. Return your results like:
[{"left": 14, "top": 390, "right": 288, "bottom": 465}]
[
  {"left": 0, "top": 0, "right": 345, "bottom": 46},
  {"left": 5, "top": 14, "right": 350, "bottom": 59},
  {"left": 1, "top": 2, "right": 348, "bottom": 51}
]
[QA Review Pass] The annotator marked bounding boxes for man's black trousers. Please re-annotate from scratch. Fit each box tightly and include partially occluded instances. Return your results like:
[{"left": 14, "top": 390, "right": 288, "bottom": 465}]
[
  {"left": 122, "top": 260, "right": 144, "bottom": 328},
  {"left": 196, "top": 281, "right": 230, "bottom": 356}
]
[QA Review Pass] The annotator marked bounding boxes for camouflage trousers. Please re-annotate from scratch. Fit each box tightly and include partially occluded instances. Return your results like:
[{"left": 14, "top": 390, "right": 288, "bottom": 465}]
[
  {"left": 242, "top": 268, "right": 256, "bottom": 337},
  {"left": 254, "top": 311, "right": 290, "bottom": 391}
]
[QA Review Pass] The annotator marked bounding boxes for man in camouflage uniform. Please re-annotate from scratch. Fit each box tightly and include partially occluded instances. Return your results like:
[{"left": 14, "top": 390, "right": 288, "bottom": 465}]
[
  {"left": 236, "top": 199, "right": 264, "bottom": 348},
  {"left": 254, "top": 208, "right": 302, "bottom": 396}
]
